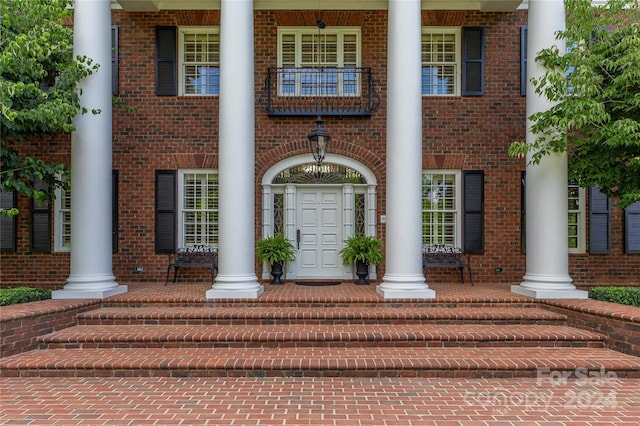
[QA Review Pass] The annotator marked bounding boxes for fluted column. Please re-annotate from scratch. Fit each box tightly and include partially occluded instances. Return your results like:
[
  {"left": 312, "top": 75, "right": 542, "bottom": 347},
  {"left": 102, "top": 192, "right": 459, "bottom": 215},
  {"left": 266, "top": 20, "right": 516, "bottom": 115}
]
[
  {"left": 207, "top": 0, "right": 263, "bottom": 299},
  {"left": 53, "top": 0, "right": 126, "bottom": 299},
  {"left": 512, "top": 0, "right": 587, "bottom": 299},
  {"left": 377, "top": 0, "right": 435, "bottom": 299}
]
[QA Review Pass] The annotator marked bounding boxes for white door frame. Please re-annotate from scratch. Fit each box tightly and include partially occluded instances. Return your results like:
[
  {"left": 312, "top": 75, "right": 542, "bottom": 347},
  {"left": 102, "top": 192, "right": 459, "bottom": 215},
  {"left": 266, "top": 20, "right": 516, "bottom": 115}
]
[{"left": 261, "top": 154, "right": 378, "bottom": 280}]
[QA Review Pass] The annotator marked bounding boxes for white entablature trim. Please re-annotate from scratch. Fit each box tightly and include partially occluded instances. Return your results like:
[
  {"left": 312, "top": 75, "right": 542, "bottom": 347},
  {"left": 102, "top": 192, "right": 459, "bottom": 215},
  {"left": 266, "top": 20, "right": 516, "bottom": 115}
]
[{"left": 112, "top": 0, "right": 525, "bottom": 12}]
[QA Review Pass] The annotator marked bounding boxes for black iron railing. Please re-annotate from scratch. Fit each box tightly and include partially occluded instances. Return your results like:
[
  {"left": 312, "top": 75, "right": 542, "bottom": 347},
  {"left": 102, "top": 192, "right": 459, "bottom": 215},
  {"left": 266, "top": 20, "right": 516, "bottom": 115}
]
[{"left": 258, "top": 67, "right": 381, "bottom": 116}]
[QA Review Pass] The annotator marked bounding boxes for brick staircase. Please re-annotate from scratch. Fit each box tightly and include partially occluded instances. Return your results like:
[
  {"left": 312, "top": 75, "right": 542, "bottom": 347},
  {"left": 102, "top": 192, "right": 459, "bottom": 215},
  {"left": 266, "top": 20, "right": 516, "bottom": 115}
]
[{"left": 2, "top": 285, "right": 640, "bottom": 378}]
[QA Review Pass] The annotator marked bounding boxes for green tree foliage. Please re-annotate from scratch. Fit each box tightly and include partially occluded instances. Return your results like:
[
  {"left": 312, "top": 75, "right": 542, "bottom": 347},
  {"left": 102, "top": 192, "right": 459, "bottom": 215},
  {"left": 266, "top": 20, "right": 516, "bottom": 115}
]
[
  {"left": 0, "top": 0, "right": 97, "bottom": 215},
  {"left": 510, "top": 0, "right": 640, "bottom": 207}
]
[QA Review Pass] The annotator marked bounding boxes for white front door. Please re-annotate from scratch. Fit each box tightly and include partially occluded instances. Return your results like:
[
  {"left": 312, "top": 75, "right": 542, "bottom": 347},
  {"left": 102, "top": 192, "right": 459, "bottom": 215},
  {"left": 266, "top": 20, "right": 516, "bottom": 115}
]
[{"left": 295, "top": 187, "right": 344, "bottom": 278}]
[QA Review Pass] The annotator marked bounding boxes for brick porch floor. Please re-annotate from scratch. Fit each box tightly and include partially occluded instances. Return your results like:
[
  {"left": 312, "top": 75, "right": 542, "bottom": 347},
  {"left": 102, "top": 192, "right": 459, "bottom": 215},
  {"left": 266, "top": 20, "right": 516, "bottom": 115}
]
[{"left": 1, "top": 281, "right": 639, "bottom": 425}]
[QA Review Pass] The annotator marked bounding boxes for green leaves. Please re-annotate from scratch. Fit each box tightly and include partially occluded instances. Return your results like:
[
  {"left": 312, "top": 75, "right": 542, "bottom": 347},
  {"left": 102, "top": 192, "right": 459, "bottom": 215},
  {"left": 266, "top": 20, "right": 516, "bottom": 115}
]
[
  {"left": 1, "top": 0, "right": 95, "bottom": 212},
  {"left": 589, "top": 286, "right": 640, "bottom": 307},
  {"left": 256, "top": 234, "right": 297, "bottom": 264},
  {"left": 0, "top": 287, "right": 52, "bottom": 306},
  {"left": 511, "top": 0, "right": 640, "bottom": 208},
  {"left": 339, "top": 234, "right": 384, "bottom": 266}
]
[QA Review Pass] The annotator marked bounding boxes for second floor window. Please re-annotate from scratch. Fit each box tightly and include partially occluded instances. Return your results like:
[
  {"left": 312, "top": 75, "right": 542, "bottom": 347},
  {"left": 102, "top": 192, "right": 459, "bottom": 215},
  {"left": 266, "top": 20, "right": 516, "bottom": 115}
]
[
  {"left": 422, "top": 28, "right": 460, "bottom": 96},
  {"left": 179, "top": 28, "right": 220, "bottom": 96},
  {"left": 278, "top": 28, "right": 360, "bottom": 96}
]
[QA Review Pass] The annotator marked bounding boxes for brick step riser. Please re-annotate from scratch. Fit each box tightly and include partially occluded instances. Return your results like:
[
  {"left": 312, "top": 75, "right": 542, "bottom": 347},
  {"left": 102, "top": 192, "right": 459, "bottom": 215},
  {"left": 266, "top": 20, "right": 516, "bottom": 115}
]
[
  {"left": 41, "top": 340, "right": 605, "bottom": 350},
  {"left": 101, "top": 302, "right": 542, "bottom": 309},
  {"left": 4, "top": 368, "right": 639, "bottom": 379},
  {"left": 77, "top": 319, "right": 567, "bottom": 326}
]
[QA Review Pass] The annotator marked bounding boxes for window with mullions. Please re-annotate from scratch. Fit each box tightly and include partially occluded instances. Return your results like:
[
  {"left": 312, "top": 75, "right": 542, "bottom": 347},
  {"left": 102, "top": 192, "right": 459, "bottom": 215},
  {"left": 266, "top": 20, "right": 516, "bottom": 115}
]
[
  {"left": 180, "top": 171, "right": 219, "bottom": 247},
  {"left": 422, "top": 28, "right": 460, "bottom": 96},
  {"left": 179, "top": 28, "right": 220, "bottom": 95},
  {"left": 278, "top": 28, "right": 360, "bottom": 96},
  {"left": 422, "top": 172, "right": 460, "bottom": 246},
  {"left": 568, "top": 180, "right": 585, "bottom": 253},
  {"left": 51, "top": 172, "right": 118, "bottom": 253},
  {"left": 520, "top": 176, "right": 586, "bottom": 253},
  {"left": 54, "top": 180, "right": 72, "bottom": 251}
]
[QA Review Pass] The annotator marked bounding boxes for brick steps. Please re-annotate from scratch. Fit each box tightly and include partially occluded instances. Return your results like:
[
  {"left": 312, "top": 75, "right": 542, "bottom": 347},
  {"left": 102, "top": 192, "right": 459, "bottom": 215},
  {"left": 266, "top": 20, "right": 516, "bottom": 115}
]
[
  {"left": 3, "top": 296, "right": 639, "bottom": 379},
  {"left": 2, "top": 347, "right": 639, "bottom": 378},
  {"left": 39, "top": 324, "right": 605, "bottom": 349},
  {"left": 77, "top": 306, "right": 567, "bottom": 325}
]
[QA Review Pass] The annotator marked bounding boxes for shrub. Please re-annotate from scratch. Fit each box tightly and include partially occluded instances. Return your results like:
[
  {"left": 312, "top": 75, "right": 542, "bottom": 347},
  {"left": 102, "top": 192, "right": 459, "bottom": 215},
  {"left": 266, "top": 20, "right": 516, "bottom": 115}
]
[
  {"left": 0, "top": 287, "right": 52, "bottom": 306},
  {"left": 589, "top": 287, "right": 640, "bottom": 307}
]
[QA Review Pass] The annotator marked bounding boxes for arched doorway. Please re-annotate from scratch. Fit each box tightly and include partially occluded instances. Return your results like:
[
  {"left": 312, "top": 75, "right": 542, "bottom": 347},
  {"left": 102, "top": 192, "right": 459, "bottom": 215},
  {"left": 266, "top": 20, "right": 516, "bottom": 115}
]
[{"left": 261, "top": 154, "right": 378, "bottom": 281}]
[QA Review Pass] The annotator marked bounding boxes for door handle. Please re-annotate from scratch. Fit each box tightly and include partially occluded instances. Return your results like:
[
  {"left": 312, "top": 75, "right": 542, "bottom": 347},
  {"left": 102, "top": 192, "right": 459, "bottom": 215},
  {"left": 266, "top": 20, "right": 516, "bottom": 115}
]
[{"left": 296, "top": 229, "right": 301, "bottom": 249}]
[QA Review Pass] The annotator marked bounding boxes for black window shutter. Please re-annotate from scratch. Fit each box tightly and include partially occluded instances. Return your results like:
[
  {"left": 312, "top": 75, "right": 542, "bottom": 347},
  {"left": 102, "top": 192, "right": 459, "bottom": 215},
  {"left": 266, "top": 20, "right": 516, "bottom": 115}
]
[
  {"left": 112, "top": 170, "right": 119, "bottom": 253},
  {"left": 156, "top": 26, "right": 177, "bottom": 96},
  {"left": 1, "top": 191, "right": 17, "bottom": 252},
  {"left": 31, "top": 180, "right": 51, "bottom": 252},
  {"left": 155, "top": 170, "right": 177, "bottom": 253},
  {"left": 625, "top": 201, "right": 640, "bottom": 254},
  {"left": 462, "top": 27, "right": 484, "bottom": 96},
  {"left": 589, "top": 187, "right": 610, "bottom": 254},
  {"left": 112, "top": 26, "right": 119, "bottom": 95},
  {"left": 463, "top": 170, "right": 484, "bottom": 253},
  {"left": 521, "top": 26, "right": 527, "bottom": 96}
]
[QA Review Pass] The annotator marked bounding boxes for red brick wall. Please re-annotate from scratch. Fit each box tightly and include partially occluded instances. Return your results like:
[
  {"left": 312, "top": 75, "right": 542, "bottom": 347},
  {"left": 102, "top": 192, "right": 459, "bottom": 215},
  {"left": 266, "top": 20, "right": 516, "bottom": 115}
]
[
  {"left": 0, "top": 299, "right": 100, "bottom": 357},
  {"left": 1, "top": 8, "right": 638, "bottom": 288}
]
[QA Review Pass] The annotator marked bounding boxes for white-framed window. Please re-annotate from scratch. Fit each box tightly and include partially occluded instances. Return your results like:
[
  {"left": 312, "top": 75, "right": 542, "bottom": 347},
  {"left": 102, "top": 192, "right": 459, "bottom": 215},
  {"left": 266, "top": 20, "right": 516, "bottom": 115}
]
[
  {"left": 178, "top": 27, "right": 220, "bottom": 96},
  {"left": 568, "top": 180, "right": 586, "bottom": 253},
  {"left": 422, "top": 28, "right": 460, "bottom": 96},
  {"left": 278, "top": 27, "right": 360, "bottom": 96},
  {"left": 54, "top": 177, "right": 71, "bottom": 252},
  {"left": 178, "top": 170, "right": 219, "bottom": 247},
  {"left": 422, "top": 170, "right": 462, "bottom": 246}
]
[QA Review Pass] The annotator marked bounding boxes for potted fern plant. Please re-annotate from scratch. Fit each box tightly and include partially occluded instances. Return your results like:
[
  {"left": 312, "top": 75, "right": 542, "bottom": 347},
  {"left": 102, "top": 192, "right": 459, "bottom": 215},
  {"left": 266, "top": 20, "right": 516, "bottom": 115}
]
[
  {"left": 339, "top": 234, "right": 384, "bottom": 285},
  {"left": 256, "top": 234, "right": 296, "bottom": 284}
]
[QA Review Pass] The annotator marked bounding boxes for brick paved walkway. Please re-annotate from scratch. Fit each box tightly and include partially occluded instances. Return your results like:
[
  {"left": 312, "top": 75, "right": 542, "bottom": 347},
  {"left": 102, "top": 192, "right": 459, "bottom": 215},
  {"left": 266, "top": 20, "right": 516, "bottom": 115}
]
[
  {"left": 2, "top": 282, "right": 639, "bottom": 424},
  {"left": 1, "top": 376, "right": 639, "bottom": 425}
]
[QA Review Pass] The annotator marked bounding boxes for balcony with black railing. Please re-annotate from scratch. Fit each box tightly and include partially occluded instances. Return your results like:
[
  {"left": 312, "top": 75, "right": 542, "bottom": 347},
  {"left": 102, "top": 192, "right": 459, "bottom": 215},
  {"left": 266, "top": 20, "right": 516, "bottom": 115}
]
[{"left": 258, "top": 67, "right": 381, "bottom": 116}]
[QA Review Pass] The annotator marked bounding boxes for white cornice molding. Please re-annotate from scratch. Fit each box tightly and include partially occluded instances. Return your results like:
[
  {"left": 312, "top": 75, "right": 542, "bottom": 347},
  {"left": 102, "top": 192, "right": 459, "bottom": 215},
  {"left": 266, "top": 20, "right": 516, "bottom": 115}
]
[{"left": 113, "top": 0, "right": 526, "bottom": 12}]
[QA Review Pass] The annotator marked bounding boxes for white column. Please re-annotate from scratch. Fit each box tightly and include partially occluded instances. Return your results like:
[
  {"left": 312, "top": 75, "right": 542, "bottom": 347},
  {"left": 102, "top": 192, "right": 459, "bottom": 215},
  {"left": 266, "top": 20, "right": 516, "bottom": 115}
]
[
  {"left": 377, "top": 0, "right": 435, "bottom": 299},
  {"left": 207, "top": 0, "right": 263, "bottom": 299},
  {"left": 53, "top": 0, "right": 126, "bottom": 299},
  {"left": 512, "top": 0, "right": 586, "bottom": 299}
]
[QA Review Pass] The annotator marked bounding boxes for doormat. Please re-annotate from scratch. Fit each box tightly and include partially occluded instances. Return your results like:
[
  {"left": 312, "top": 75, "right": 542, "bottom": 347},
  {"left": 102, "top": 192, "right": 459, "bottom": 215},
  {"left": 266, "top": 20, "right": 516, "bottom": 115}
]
[{"left": 295, "top": 281, "right": 341, "bottom": 286}]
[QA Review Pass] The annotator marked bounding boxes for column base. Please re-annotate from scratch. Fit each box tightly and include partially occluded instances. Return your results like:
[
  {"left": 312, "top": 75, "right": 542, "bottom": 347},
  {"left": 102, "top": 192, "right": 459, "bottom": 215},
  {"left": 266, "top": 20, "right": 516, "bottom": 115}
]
[
  {"left": 52, "top": 285, "right": 128, "bottom": 299},
  {"left": 206, "top": 275, "right": 264, "bottom": 299},
  {"left": 511, "top": 273, "right": 589, "bottom": 299},
  {"left": 376, "top": 274, "right": 436, "bottom": 299},
  {"left": 511, "top": 285, "right": 587, "bottom": 299},
  {"left": 512, "top": 273, "right": 587, "bottom": 299},
  {"left": 53, "top": 274, "right": 126, "bottom": 299}
]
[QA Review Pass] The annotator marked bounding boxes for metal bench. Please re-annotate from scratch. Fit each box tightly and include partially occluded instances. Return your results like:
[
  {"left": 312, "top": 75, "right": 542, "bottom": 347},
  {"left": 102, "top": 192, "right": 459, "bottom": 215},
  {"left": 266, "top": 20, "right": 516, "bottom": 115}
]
[
  {"left": 165, "top": 245, "right": 218, "bottom": 285},
  {"left": 422, "top": 245, "right": 474, "bottom": 286}
]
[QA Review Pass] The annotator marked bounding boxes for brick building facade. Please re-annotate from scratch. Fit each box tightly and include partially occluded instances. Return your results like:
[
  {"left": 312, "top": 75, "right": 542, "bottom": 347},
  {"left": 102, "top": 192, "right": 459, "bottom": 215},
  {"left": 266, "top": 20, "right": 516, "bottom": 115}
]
[{"left": 1, "top": 0, "right": 638, "bottom": 298}]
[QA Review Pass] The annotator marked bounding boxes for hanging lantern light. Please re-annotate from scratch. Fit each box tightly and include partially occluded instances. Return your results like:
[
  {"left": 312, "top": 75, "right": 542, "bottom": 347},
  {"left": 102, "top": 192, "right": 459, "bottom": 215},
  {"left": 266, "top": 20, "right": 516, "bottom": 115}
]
[{"left": 307, "top": 115, "right": 331, "bottom": 166}]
